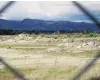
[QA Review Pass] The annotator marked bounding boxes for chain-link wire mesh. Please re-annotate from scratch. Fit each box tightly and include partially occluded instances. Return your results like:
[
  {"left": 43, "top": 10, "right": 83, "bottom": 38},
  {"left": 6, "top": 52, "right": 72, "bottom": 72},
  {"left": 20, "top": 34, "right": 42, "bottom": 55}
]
[{"left": 0, "top": 1, "right": 100, "bottom": 80}]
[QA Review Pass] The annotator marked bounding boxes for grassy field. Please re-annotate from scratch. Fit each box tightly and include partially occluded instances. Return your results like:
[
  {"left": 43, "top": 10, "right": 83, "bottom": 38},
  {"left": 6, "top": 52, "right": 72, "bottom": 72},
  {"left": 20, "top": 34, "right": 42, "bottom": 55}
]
[
  {"left": 0, "top": 33, "right": 100, "bottom": 80},
  {"left": 0, "top": 64, "right": 100, "bottom": 80}
]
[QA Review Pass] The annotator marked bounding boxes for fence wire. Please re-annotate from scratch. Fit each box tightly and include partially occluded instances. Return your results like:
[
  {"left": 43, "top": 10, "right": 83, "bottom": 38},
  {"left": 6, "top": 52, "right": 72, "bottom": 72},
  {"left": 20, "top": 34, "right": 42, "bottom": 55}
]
[
  {"left": 0, "top": 1, "right": 29, "bottom": 80},
  {"left": 0, "top": 1, "right": 15, "bottom": 16},
  {"left": 0, "top": 1, "right": 100, "bottom": 80},
  {"left": 0, "top": 57, "right": 28, "bottom": 80},
  {"left": 72, "top": 1, "right": 100, "bottom": 80}
]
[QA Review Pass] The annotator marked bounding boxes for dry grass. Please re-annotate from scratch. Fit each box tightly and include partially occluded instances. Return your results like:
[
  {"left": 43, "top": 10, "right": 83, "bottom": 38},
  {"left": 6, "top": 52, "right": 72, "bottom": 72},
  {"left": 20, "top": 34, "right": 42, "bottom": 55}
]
[{"left": 0, "top": 34, "right": 100, "bottom": 80}]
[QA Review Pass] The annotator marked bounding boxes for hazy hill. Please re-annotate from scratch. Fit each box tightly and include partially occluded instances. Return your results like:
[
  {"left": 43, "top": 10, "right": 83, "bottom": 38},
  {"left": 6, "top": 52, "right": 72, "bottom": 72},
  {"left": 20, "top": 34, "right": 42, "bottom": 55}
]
[{"left": 0, "top": 18, "right": 100, "bottom": 32}]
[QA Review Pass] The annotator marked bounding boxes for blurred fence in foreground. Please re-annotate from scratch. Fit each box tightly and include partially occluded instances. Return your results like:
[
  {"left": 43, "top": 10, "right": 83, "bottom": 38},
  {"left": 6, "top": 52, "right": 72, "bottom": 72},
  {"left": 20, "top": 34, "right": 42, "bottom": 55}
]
[{"left": 0, "top": 1, "right": 100, "bottom": 80}]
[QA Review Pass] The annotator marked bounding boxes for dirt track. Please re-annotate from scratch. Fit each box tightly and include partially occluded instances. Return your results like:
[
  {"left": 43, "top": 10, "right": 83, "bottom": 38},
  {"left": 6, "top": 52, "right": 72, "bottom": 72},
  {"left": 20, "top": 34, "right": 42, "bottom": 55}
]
[{"left": 0, "top": 48, "right": 100, "bottom": 69}]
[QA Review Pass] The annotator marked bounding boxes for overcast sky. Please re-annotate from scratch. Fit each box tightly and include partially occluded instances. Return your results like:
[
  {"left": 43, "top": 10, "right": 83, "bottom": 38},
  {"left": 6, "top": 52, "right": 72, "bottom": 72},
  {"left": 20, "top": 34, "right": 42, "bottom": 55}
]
[{"left": 0, "top": 1, "right": 100, "bottom": 22}]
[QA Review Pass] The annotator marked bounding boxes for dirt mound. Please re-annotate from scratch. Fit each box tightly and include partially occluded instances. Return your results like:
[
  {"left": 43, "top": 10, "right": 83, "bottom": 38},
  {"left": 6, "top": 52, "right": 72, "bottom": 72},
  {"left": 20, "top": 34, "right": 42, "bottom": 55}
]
[
  {"left": 76, "top": 41, "right": 100, "bottom": 49},
  {"left": 15, "top": 34, "right": 33, "bottom": 41}
]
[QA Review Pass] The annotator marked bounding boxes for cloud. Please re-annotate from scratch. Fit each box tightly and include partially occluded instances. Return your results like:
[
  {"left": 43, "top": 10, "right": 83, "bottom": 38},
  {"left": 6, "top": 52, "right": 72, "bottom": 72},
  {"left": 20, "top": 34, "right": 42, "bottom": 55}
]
[{"left": 0, "top": 1, "right": 100, "bottom": 22}]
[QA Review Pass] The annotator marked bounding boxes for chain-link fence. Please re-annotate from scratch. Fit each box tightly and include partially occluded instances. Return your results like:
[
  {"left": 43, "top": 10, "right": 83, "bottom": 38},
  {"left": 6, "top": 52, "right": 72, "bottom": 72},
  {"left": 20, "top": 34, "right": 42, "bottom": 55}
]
[{"left": 0, "top": 1, "right": 100, "bottom": 80}]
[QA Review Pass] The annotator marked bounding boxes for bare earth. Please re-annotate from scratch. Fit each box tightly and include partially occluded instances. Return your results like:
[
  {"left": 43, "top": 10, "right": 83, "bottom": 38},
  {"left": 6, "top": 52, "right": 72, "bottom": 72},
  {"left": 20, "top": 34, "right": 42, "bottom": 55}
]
[
  {"left": 0, "top": 35, "right": 100, "bottom": 80},
  {"left": 0, "top": 48, "right": 95, "bottom": 68},
  {"left": 0, "top": 35, "right": 100, "bottom": 68}
]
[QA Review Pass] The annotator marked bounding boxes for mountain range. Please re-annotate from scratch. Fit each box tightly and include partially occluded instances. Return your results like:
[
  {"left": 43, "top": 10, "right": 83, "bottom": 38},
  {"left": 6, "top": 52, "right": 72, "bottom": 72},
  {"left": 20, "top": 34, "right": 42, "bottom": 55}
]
[{"left": 0, "top": 18, "right": 100, "bottom": 32}]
